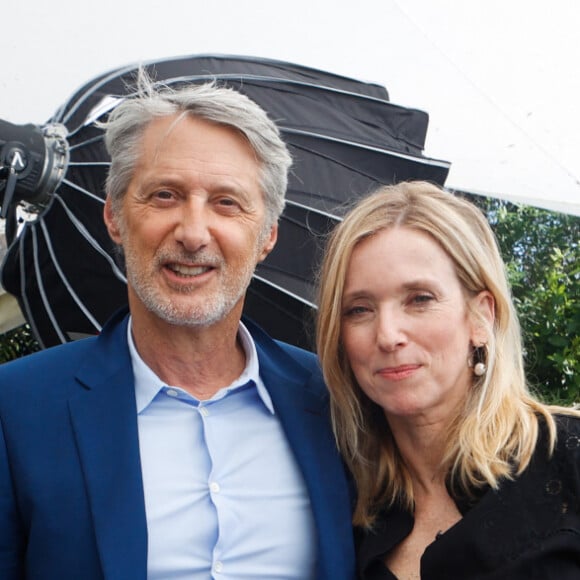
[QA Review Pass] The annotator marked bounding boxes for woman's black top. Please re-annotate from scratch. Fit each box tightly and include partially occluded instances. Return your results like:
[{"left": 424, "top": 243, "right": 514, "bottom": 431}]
[{"left": 357, "top": 415, "right": 580, "bottom": 579}]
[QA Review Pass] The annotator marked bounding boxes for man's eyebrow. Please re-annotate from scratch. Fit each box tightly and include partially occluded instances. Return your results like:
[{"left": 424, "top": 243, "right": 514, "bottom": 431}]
[
  {"left": 137, "top": 173, "right": 184, "bottom": 188},
  {"left": 137, "top": 174, "right": 253, "bottom": 199}
]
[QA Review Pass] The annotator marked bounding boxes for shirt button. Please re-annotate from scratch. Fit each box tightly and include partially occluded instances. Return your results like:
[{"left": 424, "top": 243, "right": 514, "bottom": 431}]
[
  {"left": 199, "top": 406, "right": 209, "bottom": 417},
  {"left": 166, "top": 388, "right": 178, "bottom": 398},
  {"left": 210, "top": 482, "right": 220, "bottom": 493},
  {"left": 214, "top": 561, "right": 223, "bottom": 573}
]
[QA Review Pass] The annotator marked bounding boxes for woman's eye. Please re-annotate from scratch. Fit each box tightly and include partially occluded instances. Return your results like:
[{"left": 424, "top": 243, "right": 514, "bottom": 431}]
[
  {"left": 412, "top": 294, "right": 434, "bottom": 305},
  {"left": 343, "top": 305, "right": 369, "bottom": 317}
]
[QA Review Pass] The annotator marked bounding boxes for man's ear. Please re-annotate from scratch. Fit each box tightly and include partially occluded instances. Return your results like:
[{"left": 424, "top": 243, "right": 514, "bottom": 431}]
[
  {"left": 470, "top": 290, "right": 495, "bottom": 345},
  {"left": 258, "top": 223, "right": 278, "bottom": 262},
  {"left": 103, "top": 196, "right": 122, "bottom": 244}
]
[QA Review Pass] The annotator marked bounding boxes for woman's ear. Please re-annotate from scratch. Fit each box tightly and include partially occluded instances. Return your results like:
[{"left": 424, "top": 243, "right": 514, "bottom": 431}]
[{"left": 470, "top": 290, "right": 495, "bottom": 345}]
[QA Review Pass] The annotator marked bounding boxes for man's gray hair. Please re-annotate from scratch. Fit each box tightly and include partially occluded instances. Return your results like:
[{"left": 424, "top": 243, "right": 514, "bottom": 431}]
[{"left": 102, "top": 69, "right": 292, "bottom": 227}]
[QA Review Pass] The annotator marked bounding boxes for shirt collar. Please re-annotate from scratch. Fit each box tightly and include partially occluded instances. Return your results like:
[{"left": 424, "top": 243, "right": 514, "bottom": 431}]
[{"left": 128, "top": 317, "right": 274, "bottom": 415}]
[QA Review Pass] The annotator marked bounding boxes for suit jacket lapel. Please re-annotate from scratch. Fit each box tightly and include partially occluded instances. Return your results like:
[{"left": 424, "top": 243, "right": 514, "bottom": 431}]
[
  {"left": 68, "top": 312, "right": 148, "bottom": 580},
  {"left": 252, "top": 324, "right": 354, "bottom": 579}
]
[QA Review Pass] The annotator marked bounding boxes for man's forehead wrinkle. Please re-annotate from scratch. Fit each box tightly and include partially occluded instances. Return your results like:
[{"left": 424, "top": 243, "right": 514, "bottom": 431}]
[
  {"left": 140, "top": 157, "right": 257, "bottom": 187},
  {"left": 144, "top": 118, "right": 248, "bottom": 168},
  {"left": 146, "top": 113, "right": 262, "bottom": 170},
  {"left": 149, "top": 113, "right": 187, "bottom": 165}
]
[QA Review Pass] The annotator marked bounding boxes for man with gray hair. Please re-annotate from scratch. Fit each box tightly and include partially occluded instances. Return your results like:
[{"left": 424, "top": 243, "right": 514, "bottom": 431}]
[{"left": 0, "top": 75, "right": 355, "bottom": 579}]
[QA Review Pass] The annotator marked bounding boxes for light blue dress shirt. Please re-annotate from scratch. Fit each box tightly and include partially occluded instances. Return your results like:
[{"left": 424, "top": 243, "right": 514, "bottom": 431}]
[{"left": 128, "top": 320, "right": 317, "bottom": 579}]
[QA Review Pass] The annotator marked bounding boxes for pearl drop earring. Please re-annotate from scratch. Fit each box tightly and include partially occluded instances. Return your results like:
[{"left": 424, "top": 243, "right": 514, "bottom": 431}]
[
  {"left": 469, "top": 344, "right": 488, "bottom": 378},
  {"left": 473, "top": 362, "right": 486, "bottom": 377}
]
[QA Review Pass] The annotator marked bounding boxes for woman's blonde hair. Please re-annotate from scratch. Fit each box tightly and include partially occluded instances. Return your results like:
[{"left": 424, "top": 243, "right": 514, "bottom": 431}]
[{"left": 316, "top": 180, "right": 575, "bottom": 527}]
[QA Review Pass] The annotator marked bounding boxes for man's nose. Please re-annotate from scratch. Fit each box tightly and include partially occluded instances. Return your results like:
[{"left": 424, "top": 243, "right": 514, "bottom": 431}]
[{"left": 174, "top": 201, "right": 212, "bottom": 251}]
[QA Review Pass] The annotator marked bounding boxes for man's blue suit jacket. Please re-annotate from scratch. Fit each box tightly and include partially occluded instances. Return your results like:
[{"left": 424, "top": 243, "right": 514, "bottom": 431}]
[{"left": 0, "top": 309, "right": 355, "bottom": 579}]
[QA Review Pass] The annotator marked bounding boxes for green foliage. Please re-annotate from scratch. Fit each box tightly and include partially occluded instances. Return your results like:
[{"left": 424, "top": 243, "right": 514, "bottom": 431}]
[
  {"left": 466, "top": 194, "right": 580, "bottom": 405},
  {"left": 0, "top": 324, "right": 40, "bottom": 364}
]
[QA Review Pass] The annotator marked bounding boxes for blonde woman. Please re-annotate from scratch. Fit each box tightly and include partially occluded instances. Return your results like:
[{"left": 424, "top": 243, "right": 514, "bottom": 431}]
[{"left": 317, "top": 181, "right": 580, "bottom": 579}]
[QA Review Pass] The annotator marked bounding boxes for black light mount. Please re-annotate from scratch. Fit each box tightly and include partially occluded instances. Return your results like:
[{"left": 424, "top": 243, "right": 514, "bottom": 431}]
[{"left": 0, "top": 120, "right": 69, "bottom": 219}]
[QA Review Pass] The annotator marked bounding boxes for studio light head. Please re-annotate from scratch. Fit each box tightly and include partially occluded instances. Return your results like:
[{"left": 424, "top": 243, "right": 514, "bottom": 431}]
[{"left": 0, "top": 120, "right": 69, "bottom": 218}]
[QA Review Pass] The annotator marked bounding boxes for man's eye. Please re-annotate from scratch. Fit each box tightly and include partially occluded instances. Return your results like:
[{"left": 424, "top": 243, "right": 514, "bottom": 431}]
[
  {"left": 216, "top": 197, "right": 242, "bottom": 211},
  {"left": 154, "top": 190, "right": 174, "bottom": 200}
]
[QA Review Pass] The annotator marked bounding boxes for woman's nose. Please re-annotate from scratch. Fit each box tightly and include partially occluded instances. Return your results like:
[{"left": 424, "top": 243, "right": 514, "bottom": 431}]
[{"left": 376, "top": 309, "right": 407, "bottom": 351}]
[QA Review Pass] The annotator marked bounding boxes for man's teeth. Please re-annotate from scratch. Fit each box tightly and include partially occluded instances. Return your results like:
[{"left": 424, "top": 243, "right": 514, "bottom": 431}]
[{"left": 169, "top": 264, "right": 211, "bottom": 276}]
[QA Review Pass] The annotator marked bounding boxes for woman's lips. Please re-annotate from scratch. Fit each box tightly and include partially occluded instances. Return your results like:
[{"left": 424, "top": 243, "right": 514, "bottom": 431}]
[{"left": 377, "top": 364, "right": 421, "bottom": 381}]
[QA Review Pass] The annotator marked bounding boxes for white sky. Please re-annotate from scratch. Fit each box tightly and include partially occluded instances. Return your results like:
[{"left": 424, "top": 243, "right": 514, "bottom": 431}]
[{"left": 1, "top": 0, "right": 579, "bottom": 214}]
